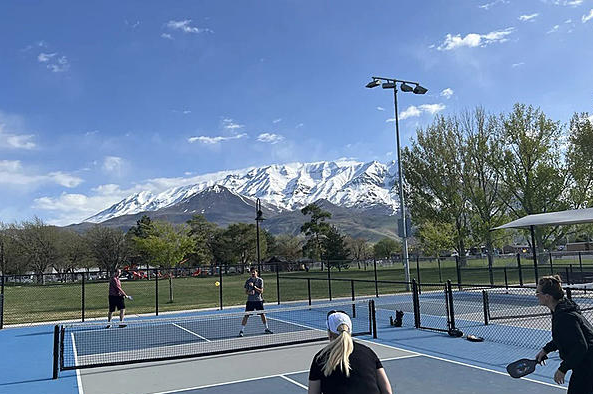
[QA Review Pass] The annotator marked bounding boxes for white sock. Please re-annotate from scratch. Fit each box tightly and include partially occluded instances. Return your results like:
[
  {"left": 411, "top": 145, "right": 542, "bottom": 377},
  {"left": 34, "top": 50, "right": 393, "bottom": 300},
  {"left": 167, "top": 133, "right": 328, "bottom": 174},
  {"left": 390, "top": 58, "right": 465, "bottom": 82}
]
[{"left": 240, "top": 324, "right": 246, "bottom": 332}]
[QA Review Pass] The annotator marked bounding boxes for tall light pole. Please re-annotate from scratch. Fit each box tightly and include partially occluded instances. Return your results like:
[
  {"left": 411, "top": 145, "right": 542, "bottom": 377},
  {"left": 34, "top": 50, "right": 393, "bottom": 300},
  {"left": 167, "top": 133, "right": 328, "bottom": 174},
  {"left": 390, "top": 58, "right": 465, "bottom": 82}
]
[
  {"left": 255, "top": 198, "right": 264, "bottom": 273},
  {"left": 366, "top": 76, "right": 428, "bottom": 290}
]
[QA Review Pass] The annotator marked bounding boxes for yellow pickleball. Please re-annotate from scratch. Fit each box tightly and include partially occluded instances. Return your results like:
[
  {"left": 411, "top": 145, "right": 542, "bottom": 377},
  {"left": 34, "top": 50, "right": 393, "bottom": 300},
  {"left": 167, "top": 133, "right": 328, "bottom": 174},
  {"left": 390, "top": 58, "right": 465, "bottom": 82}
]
[{"left": 215, "top": 281, "right": 220, "bottom": 287}]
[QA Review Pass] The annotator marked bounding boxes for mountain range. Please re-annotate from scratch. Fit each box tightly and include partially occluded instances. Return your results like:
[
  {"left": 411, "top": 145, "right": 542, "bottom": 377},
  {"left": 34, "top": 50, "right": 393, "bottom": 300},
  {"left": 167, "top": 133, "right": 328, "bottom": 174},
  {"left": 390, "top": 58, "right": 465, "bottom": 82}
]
[{"left": 71, "top": 160, "right": 404, "bottom": 241}]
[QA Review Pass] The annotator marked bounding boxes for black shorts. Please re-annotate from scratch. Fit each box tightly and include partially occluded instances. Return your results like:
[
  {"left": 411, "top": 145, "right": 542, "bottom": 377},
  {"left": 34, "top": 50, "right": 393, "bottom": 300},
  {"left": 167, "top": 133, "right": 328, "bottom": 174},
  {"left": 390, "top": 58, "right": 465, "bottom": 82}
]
[
  {"left": 245, "top": 301, "right": 264, "bottom": 312},
  {"left": 109, "top": 295, "right": 126, "bottom": 312}
]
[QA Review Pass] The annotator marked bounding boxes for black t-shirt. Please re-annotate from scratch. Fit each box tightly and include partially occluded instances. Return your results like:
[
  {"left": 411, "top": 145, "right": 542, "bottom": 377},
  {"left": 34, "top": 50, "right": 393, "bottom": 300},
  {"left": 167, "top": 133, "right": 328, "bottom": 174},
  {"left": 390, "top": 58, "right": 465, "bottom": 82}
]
[{"left": 309, "top": 341, "right": 383, "bottom": 394}]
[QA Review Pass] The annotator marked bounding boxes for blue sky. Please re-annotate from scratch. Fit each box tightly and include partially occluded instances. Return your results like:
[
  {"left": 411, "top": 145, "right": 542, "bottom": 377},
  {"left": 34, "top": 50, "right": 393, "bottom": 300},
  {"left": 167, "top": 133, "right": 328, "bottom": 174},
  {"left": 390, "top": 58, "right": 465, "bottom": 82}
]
[{"left": 1, "top": 0, "right": 592, "bottom": 226}]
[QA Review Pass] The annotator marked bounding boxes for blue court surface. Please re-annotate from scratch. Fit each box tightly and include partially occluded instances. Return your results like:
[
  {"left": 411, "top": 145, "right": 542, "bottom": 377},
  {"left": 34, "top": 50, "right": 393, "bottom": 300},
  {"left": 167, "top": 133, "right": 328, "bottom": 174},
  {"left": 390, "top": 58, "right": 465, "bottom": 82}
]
[{"left": 0, "top": 294, "right": 570, "bottom": 394}]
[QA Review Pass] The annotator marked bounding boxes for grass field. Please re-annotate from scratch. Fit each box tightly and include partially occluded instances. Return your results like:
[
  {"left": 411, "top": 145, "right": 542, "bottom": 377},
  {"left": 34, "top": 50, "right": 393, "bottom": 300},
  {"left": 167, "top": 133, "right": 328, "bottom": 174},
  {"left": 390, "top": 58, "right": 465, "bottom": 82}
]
[{"left": 2, "top": 255, "right": 592, "bottom": 325}]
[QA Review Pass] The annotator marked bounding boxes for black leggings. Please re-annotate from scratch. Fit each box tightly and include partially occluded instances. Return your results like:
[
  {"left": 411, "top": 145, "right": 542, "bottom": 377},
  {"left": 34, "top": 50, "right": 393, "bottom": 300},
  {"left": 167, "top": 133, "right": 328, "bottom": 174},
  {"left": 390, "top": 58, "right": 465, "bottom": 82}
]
[{"left": 568, "top": 363, "right": 593, "bottom": 394}]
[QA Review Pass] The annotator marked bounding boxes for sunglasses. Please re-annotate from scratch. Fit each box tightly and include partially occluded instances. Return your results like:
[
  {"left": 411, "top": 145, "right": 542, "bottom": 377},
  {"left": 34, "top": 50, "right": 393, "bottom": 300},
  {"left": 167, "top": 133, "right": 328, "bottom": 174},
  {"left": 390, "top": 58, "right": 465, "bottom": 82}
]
[{"left": 327, "top": 310, "right": 348, "bottom": 319}]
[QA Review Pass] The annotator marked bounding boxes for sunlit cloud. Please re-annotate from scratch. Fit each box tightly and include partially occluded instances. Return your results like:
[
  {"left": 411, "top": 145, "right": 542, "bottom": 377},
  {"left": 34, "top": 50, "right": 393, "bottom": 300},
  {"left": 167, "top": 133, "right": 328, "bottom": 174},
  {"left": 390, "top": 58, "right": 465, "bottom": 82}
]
[
  {"left": 166, "top": 20, "right": 213, "bottom": 34},
  {"left": 257, "top": 133, "right": 284, "bottom": 144},
  {"left": 188, "top": 133, "right": 247, "bottom": 144},
  {"left": 518, "top": 13, "right": 539, "bottom": 22},
  {"left": 437, "top": 28, "right": 514, "bottom": 50},
  {"left": 583, "top": 9, "right": 593, "bottom": 23},
  {"left": 479, "top": 0, "right": 509, "bottom": 10},
  {"left": 0, "top": 160, "right": 82, "bottom": 188},
  {"left": 440, "top": 88, "right": 454, "bottom": 99}
]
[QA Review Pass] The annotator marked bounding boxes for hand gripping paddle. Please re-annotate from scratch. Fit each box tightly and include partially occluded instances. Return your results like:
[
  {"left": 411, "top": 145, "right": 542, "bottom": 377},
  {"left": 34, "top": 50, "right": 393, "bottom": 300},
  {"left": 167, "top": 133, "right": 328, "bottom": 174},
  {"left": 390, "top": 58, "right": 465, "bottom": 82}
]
[{"left": 506, "top": 356, "right": 547, "bottom": 378}]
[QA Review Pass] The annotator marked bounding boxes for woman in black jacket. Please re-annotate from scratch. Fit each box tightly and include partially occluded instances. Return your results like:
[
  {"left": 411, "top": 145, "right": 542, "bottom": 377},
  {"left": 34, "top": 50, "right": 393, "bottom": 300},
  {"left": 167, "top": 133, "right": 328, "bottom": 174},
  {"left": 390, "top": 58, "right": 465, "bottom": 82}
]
[{"left": 535, "top": 275, "right": 593, "bottom": 393}]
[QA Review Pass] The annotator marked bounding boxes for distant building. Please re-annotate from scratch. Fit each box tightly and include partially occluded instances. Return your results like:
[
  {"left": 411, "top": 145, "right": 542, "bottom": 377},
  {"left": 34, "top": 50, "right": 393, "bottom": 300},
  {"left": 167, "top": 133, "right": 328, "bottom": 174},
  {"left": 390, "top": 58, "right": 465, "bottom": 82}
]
[{"left": 566, "top": 242, "right": 593, "bottom": 252}]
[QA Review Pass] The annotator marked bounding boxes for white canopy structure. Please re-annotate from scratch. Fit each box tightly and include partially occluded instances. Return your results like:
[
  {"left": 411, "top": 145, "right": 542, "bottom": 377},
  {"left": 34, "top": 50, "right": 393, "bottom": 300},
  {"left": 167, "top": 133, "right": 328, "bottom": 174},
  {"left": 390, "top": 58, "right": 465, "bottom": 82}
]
[
  {"left": 493, "top": 208, "right": 593, "bottom": 230},
  {"left": 492, "top": 207, "right": 593, "bottom": 282}
]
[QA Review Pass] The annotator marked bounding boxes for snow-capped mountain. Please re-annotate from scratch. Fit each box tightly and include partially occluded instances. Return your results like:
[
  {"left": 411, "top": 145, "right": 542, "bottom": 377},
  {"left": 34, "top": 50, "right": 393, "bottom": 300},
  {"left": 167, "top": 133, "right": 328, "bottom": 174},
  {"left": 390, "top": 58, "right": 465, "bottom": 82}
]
[{"left": 84, "top": 159, "right": 401, "bottom": 224}]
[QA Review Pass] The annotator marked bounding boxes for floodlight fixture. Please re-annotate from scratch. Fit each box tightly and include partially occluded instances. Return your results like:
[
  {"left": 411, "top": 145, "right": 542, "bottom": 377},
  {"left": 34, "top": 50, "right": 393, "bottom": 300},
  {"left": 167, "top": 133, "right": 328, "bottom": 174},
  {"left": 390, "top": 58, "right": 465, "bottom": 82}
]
[
  {"left": 400, "top": 82, "right": 413, "bottom": 92},
  {"left": 413, "top": 84, "right": 428, "bottom": 95},
  {"left": 365, "top": 79, "right": 381, "bottom": 88},
  {"left": 382, "top": 82, "right": 396, "bottom": 89}
]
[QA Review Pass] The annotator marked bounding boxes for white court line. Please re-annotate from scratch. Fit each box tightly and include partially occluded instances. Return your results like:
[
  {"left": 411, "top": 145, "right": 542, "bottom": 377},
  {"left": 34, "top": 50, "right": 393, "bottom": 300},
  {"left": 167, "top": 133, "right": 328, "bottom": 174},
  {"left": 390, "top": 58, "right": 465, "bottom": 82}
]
[
  {"left": 143, "top": 352, "right": 420, "bottom": 394},
  {"left": 280, "top": 375, "right": 308, "bottom": 389},
  {"left": 71, "top": 332, "right": 85, "bottom": 394},
  {"left": 354, "top": 337, "right": 566, "bottom": 390},
  {"left": 172, "top": 323, "right": 210, "bottom": 342}
]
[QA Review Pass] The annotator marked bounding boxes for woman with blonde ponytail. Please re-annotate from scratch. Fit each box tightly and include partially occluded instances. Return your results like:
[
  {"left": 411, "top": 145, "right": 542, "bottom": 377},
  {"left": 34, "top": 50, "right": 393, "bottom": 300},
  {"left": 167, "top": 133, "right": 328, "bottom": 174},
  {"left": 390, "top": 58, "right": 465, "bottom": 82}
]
[{"left": 308, "top": 311, "right": 392, "bottom": 394}]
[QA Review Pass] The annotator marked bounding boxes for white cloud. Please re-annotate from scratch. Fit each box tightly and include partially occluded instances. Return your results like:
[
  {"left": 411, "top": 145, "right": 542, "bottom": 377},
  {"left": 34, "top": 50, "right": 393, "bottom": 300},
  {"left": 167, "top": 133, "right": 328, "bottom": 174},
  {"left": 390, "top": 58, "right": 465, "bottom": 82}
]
[
  {"left": 565, "top": 19, "right": 573, "bottom": 23},
  {"left": 437, "top": 28, "right": 514, "bottom": 50},
  {"left": 161, "top": 33, "right": 173, "bottom": 40},
  {"left": 512, "top": 62, "right": 525, "bottom": 67},
  {"left": 519, "top": 13, "right": 539, "bottom": 22},
  {"left": 47, "top": 56, "right": 69, "bottom": 72},
  {"left": 272, "top": 118, "right": 282, "bottom": 124},
  {"left": 166, "top": 20, "right": 213, "bottom": 34},
  {"left": 387, "top": 104, "right": 445, "bottom": 121},
  {"left": 223, "top": 119, "right": 244, "bottom": 130},
  {"left": 295, "top": 123, "right": 304, "bottom": 128},
  {"left": 376, "top": 106, "right": 385, "bottom": 111},
  {"left": 440, "top": 88, "right": 454, "bottom": 99},
  {"left": 547, "top": 25, "right": 560, "bottom": 33},
  {"left": 420, "top": 104, "right": 446, "bottom": 114},
  {"left": 479, "top": 0, "right": 509, "bottom": 10},
  {"left": 0, "top": 160, "right": 82, "bottom": 188},
  {"left": 0, "top": 122, "right": 36, "bottom": 150},
  {"left": 566, "top": 0, "right": 583, "bottom": 6},
  {"left": 188, "top": 133, "right": 247, "bottom": 144},
  {"left": 37, "top": 52, "right": 56, "bottom": 62},
  {"left": 257, "top": 133, "right": 284, "bottom": 144},
  {"left": 583, "top": 9, "right": 593, "bottom": 23},
  {"left": 102, "top": 156, "right": 124, "bottom": 173}
]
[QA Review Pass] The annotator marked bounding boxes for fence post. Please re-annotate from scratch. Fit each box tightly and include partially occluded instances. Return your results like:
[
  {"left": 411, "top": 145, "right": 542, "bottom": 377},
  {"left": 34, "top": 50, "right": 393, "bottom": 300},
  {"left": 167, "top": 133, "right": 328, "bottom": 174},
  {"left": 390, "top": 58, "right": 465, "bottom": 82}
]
[
  {"left": 549, "top": 252, "right": 554, "bottom": 275},
  {"left": 219, "top": 265, "right": 223, "bottom": 310},
  {"left": 373, "top": 258, "right": 378, "bottom": 297},
  {"left": 504, "top": 267, "right": 508, "bottom": 290},
  {"left": 0, "top": 275, "right": 4, "bottom": 329},
  {"left": 565, "top": 266, "right": 570, "bottom": 285},
  {"left": 579, "top": 252, "right": 584, "bottom": 278},
  {"left": 81, "top": 275, "right": 85, "bottom": 322},
  {"left": 517, "top": 253, "right": 523, "bottom": 286},
  {"left": 351, "top": 280, "right": 356, "bottom": 318},
  {"left": 327, "top": 261, "right": 332, "bottom": 301},
  {"left": 155, "top": 269, "right": 159, "bottom": 316},
  {"left": 455, "top": 256, "right": 462, "bottom": 290},
  {"left": 411, "top": 279, "right": 420, "bottom": 328},
  {"left": 307, "top": 278, "right": 312, "bottom": 306},
  {"left": 276, "top": 263, "right": 280, "bottom": 305},
  {"left": 437, "top": 257, "right": 442, "bottom": 283},
  {"left": 416, "top": 255, "right": 421, "bottom": 295}
]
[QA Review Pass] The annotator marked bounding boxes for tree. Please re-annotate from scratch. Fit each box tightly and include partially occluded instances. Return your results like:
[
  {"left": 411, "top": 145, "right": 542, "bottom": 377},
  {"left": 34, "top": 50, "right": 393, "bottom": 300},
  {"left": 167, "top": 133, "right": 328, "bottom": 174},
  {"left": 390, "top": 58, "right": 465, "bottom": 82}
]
[
  {"left": 345, "top": 236, "right": 372, "bottom": 268},
  {"left": 497, "top": 104, "right": 568, "bottom": 262},
  {"left": 186, "top": 214, "right": 218, "bottom": 267},
  {"left": 418, "top": 220, "right": 455, "bottom": 282},
  {"left": 126, "top": 215, "right": 155, "bottom": 270},
  {"left": 222, "top": 223, "right": 266, "bottom": 267},
  {"left": 566, "top": 112, "right": 593, "bottom": 209},
  {"left": 300, "top": 203, "right": 331, "bottom": 262},
  {"left": 7, "top": 217, "right": 60, "bottom": 281},
  {"left": 323, "top": 225, "right": 350, "bottom": 269},
  {"left": 133, "top": 221, "right": 194, "bottom": 302},
  {"left": 373, "top": 237, "right": 401, "bottom": 259},
  {"left": 403, "top": 115, "right": 471, "bottom": 265},
  {"left": 54, "top": 229, "right": 92, "bottom": 275},
  {"left": 84, "top": 225, "right": 129, "bottom": 273},
  {"left": 270, "top": 234, "right": 303, "bottom": 261}
]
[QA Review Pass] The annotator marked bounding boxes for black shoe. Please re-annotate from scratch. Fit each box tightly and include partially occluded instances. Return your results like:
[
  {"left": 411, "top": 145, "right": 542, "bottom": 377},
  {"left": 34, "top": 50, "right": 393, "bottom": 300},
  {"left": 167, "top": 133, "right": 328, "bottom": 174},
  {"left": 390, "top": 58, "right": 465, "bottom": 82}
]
[
  {"left": 105, "top": 324, "right": 112, "bottom": 329},
  {"left": 264, "top": 328, "right": 273, "bottom": 334},
  {"left": 238, "top": 331, "right": 244, "bottom": 337},
  {"left": 118, "top": 324, "right": 127, "bottom": 328}
]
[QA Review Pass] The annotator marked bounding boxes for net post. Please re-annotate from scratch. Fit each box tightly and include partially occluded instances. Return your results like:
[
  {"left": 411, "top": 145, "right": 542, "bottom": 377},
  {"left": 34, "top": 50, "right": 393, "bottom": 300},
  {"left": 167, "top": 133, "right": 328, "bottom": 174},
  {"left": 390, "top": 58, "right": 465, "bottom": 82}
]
[
  {"left": 446, "top": 280, "right": 456, "bottom": 332},
  {"left": 373, "top": 258, "right": 378, "bottom": 297},
  {"left": 455, "top": 256, "right": 462, "bottom": 290},
  {"left": 276, "top": 262, "right": 280, "bottom": 305},
  {"left": 517, "top": 253, "right": 523, "bottom": 286},
  {"left": 327, "top": 260, "right": 332, "bottom": 301},
  {"left": 81, "top": 275, "right": 85, "bottom": 322},
  {"left": 351, "top": 280, "right": 356, "bottom": 318},
  {"left": 52, "top": 325, "right": 60, "bottom": 379},
  {"left": 155, "top": 269, "right": 159, "bottom": 315},
  {"left": 370, "top": 300, "right": 377, "bottom": 339},
  {"left": 411, "top": 279, "right": 420, "bottom": 328},
  {"left": 482, "top": 290, "right": 489, "bottom": 325},
  {"left": 416, "top": 255, "right": 421, "bottom": 295},
  {"left": 218, "top": 265, "right": 223, "bottom": 310},
  {"left": 307, "top": 278, "right": 312, "bottom": 306}
]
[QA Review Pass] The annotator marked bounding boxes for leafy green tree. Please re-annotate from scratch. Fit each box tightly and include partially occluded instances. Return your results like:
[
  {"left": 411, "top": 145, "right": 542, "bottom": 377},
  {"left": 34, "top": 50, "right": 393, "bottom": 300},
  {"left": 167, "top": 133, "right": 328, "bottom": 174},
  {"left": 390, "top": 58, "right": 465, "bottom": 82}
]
[
  {"left": 403, "top": 115, "right": 470, "bottom": 265},
  {"left": 270, "top": 234, "right": 303, "bottom": 261},
  {"left": 418, "top": 220, "right": 455, "bottom": 282},
  {"left": 300, "top": 203, "right": 331, "bottom": 262},
  {"left": 566, "top": 112, "right": 593, "bottom": 209},
  {"left": 497, "top": 104, "right": 568, "bottom": 261},
  {"left": 323, "top": 225, "right": 350, "bottom": 269},
  {"left": 373, "top": 237, "right": 401, "bottom": 259},
  {"left": 186, "top": 214, "right": 218, "bottom": 266},
  {"left": 126, "top": 215, "right": 155, "bottom": 270},
  {"left": 345, "top": 236, "right": 372, "bottom": 268},
  {"left": 54, "top": 229, "right": 92, "bottom": 275}
]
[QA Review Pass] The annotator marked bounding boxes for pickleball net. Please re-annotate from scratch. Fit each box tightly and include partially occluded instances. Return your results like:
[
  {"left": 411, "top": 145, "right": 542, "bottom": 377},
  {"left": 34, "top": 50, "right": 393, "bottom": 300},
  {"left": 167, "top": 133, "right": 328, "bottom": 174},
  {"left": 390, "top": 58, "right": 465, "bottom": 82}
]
[{"left": 53, "top": 299, "right": 376, "bottom": 377}]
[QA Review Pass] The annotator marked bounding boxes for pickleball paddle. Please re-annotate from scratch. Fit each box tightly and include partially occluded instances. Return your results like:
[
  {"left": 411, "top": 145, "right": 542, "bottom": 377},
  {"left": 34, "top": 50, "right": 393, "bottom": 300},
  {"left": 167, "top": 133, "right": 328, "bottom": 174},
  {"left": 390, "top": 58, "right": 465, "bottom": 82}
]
[{"left": 506, "top": 356, "right": 547, "bottom": 378}]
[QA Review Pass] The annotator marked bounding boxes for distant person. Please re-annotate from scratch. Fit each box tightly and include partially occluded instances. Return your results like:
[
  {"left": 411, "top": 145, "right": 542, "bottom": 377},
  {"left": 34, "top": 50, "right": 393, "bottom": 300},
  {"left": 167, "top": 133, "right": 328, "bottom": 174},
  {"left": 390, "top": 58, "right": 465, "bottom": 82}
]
[
  {"left": 308, "top": 311, "right": 393, "bottom": 394},
  {"left": 535, "top": 275, "right": 593, "bottom": 393},
  {"left": 239, "top": 267, "right": 272, "bottom": 337},
  {"left": 107, "top": 269, "right": 131, "bottom": 328}
]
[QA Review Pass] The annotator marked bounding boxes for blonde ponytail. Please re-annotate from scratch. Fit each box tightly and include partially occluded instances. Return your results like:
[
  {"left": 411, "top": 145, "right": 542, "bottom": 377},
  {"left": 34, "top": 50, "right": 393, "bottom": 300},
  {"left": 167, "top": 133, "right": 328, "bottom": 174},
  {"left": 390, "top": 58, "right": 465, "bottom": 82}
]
[{"left": 316, "top": 323, "right": 354, "bottom": 377}]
